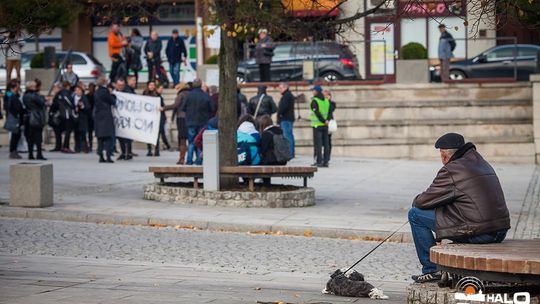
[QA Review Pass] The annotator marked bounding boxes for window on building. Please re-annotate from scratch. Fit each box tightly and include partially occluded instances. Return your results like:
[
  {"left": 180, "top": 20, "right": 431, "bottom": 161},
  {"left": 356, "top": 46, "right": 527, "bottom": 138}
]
[{"left": 400, "top": 18, "right": 427, "bottom": 49}]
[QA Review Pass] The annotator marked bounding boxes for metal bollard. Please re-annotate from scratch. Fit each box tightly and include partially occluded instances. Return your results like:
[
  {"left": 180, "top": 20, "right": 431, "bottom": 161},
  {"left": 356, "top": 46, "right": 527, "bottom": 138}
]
[{"left": 203, "top": 130, "right": 219, "bottom": 191}]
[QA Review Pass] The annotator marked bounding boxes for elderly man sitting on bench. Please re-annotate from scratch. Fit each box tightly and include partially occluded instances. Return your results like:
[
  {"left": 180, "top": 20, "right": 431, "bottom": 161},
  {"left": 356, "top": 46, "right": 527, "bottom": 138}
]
[{"left": 409, "top": 133, "right": 510, "bottom": 283}]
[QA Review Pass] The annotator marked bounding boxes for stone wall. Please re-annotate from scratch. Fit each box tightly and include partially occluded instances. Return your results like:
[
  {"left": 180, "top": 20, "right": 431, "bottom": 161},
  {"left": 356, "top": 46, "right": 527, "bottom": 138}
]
[{"left": 143, "top": 183, "right": 315, "bottom": 208}]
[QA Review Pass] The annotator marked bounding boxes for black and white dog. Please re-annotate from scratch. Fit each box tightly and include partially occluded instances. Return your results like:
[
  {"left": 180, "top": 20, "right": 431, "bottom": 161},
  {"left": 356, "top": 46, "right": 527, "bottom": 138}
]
[{"left": 323, "top": 269, "right": 389, "bottom": 300}]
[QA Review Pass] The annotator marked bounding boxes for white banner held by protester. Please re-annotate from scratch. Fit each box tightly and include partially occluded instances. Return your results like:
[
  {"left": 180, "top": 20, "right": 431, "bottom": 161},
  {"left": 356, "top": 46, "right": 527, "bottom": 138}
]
[{"left": 112, "top": 91, "right": 161, "bottom": 145}]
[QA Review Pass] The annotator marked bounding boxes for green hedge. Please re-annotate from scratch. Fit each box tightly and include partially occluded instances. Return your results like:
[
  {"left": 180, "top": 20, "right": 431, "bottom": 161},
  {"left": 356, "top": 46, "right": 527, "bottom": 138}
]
[
  {"left": 401, "top": 42, "right": 428, "bottom": 60},
  {"left": 30, "top": 53, "right": 45, "bottom": 68},
  {"left": 205, "top": 54, "right": 218, "bottom": 64}
]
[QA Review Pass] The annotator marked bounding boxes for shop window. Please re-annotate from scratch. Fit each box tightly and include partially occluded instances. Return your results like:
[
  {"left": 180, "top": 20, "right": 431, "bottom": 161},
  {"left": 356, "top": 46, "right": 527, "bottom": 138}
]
[{"left": 400, "top": 18, "right": 427, "bottom": 48}]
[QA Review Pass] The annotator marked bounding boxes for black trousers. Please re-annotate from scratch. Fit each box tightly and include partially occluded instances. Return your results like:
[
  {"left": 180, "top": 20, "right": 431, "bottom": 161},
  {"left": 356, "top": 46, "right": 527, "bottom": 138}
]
[
  {"left": 63, "top": 119, "right": 75, "bottom": 150},
  {"left": 26, "top": 126, "right": 44, "bottom": 157},
  {"left": 110, "top": 60, "right": 122, "bottom": 82},
  {"left": 259, "top": 64, "right": 271, "bottom": 82},
  {"left": 148, "top": 59, "right": 163, "bottom": 82},
  {"left": 87, "top": 117, "right": 94, "bottom": 150},
  {"left": 53, "top": 125, "right": 63, "bottom": 150},
  {"left": 9, "top": 128, "right": 21, "bottom": 152},
  {"left": 313, "top": 126, "right": 329, "bottom": 165},
  {"left": 97, "top": 136, "right": 112, "bottom": 158},
  {"left": 328, "top": 134, "right": 333, "bottom": 161},
  {"left": 119, "top": 137, "right": 132, "bottom": 156}
]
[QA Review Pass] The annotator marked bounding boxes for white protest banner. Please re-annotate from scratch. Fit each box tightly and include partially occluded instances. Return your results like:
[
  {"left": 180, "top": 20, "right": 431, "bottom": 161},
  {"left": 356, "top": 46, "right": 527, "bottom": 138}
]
[{"left": 112, "top": 91, "right": 161, "bottom": 145}]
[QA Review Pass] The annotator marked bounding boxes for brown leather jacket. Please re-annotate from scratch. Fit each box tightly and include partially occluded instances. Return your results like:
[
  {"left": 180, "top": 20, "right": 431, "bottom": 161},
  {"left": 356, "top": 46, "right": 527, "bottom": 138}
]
[
  {"left": 413, "top": 143, "right": 510, "bottom": 240},
  {"left": 163, "top": 89, "right": 188, "bottom": 118}
]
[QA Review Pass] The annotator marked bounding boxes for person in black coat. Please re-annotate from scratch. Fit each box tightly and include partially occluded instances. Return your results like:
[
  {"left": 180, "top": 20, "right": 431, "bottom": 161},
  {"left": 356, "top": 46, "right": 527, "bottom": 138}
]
[
  {"left": 181, "top": 78, "right": 213, "bottom": 165},
  {"left": 165, "top": 29, "right": 187, "bottom": 86},
  {"left": 4, "top": 81, "right": 23, "bottom": 159},
  {"left": 73, "top": 86, "right": 90, "bottom": 153},
  {"left": 324, "top": 89, "right": 337, "bottom": 161},
  {"left": 57, "top": 81, "right": 77, "bottom": 153},
  {"left": 247, "top": 85, "right": 277, "bottom": 118},
  {"left": 157, "top": 84, "right": 171, "bottom": 151},
  {"left": 114, "top": 78, "right": 134, "bottom": 160},
  {"left": 49, "top": 82, "right": 69, "bottom": 152},
  {"left": 86, "top": 83, "right": 96, "bottom": 152},
  {"left": 23, "top": 81, "right": 47, "bottom": 160},
  {"left": 144, "top": 31, "right": 163, "bottom": 83},
  {"left": 277, "top": 82, "right": 295, "bottom": 159},
  {"left": 258, "top": 115, "right": 287, "bottom": 166},
  {"left": 93, "top": 77, "right": 116, "bottom": 163}
]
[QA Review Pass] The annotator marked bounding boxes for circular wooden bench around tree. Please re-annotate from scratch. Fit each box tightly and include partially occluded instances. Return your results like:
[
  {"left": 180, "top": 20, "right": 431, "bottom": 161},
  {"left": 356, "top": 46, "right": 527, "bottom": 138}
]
[{"left": 430, "top": 239, "right": 540, "bottom": 284}]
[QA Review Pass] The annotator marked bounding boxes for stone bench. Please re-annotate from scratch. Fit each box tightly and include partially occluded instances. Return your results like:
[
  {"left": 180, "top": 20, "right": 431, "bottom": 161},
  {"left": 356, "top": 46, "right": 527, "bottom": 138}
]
[
  {"left": 430, "top": 239, "right": 540, "bottom": 284},
  {"left": 148, "top": 165, "right": 317, "bottom": 191}
]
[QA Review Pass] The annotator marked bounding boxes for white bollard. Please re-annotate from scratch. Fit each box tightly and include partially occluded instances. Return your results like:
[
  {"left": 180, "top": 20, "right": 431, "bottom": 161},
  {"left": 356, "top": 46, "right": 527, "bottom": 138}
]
[{"left": 203, "top": 130, "right": 220, "bottom": 191}]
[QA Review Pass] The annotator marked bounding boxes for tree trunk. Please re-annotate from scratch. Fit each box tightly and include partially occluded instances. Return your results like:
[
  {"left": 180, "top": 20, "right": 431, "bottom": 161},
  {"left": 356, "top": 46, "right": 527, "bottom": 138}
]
[{"left": 217, "top": 7, "right": 239, "bottom": 188}]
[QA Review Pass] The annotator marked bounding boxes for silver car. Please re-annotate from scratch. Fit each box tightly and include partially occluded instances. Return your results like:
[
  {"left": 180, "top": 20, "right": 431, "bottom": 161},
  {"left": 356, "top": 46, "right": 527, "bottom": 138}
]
[{"left": 0, "top": 51, "right": 106, "bottom": 86}]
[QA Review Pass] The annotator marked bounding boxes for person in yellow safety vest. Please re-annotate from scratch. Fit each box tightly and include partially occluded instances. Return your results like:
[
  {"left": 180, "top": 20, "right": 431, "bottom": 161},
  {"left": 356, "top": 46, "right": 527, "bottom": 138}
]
[{"left": 310, "top": 85, "right": 330, "bottom": 167}]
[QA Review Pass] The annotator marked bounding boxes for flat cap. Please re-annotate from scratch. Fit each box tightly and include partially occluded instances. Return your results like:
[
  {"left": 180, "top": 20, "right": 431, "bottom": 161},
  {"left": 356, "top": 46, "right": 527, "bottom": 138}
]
[{"left": 435, "top": 133, "right": 465, "bottom": 149}]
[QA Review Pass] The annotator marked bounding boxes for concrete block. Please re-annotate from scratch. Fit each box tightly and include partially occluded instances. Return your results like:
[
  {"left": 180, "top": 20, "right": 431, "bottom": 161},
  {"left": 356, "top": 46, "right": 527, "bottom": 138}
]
[
  {"left": 396, "top": 60, "right": 429, "bottom": 84},
  {"left": 10, "top": 163, "right": 53, "bottom": 208},
  {"left": 530, "top": 74, "right": 540, "bottom": 82}
]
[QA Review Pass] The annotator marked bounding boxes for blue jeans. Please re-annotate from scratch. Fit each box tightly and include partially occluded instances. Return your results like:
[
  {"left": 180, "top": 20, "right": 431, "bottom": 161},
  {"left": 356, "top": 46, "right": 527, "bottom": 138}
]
[
  {"left": 280, "top": 120, "right": 295, "bottom": 158},
  {"left": 170, "top": 62, "right": 180, "bottom": 85},
  {"left": 408, "top": 207, "right": 507, "bottom": 274},
  {"left": 187, "top": 126, "right": 202, "bottom": 165}
]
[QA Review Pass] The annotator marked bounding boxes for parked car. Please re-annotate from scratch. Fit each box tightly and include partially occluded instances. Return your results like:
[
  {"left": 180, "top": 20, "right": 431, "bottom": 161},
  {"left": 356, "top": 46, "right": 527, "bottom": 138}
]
[
  {"left": 237, "top": 41, "right": 361, "bottom": 82},
  {"left": 0, "top": 51, "right": 106, "bottom": 86},
  {"left": 430, "top": 44, "right": 540, "bottom": 82}
]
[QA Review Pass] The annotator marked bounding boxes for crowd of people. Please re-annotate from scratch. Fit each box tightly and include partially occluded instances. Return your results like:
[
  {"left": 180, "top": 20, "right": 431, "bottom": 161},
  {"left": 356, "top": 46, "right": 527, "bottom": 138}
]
[
  {"left": 3, "top": 72, "right": 338, "bottom": 168},
  {"left": 107, "top": 23, "right": 187, "bottom": 87}
]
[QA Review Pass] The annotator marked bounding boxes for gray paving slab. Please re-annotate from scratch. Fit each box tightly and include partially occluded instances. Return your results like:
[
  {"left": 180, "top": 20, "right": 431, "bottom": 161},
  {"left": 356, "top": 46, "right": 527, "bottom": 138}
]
[
  {"left": 0, "top": 254, "right": 408, "bottom": 304},
  {"left": 0, "top": 148, "right": 536, "bottom": 239}
]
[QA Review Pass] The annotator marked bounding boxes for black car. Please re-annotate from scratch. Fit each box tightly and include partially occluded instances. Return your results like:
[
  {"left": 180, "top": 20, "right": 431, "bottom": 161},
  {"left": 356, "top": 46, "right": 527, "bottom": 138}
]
[
  {"left": 237, "top": 41, "right": 361, "bottom": 82},
  {"left": 431, "top": 44, "right": 540, "bottom": 81}
]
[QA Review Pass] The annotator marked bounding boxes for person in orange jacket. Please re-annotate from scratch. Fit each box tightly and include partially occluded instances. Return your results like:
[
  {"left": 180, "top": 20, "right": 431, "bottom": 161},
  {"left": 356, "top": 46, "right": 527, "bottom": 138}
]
[{"left": 107, "top": 22, "right": 127, "bottom": 82}]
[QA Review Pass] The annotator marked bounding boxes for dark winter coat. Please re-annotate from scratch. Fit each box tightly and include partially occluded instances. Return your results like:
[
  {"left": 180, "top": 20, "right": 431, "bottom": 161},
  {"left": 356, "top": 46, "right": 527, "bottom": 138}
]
[
  {"left": 163, "top": 89, "right": 188, "bottom": 118},
  {"left": 93, "top": 86, "right": 116, "bottom": 138},
  {"left": 278, "top": 89, "right": 295, "bottom": 123},
  {"left": 260, "top": 125, "right": 287, "bottom": 165},
  {"left": 413, "top": 143, "right": 510, "bottom": 240},
  {"left": 237, "top": 92, "right": 248, "bottom": 118},
  {"left": 23, "top": 91, "right": 46, "bottom": 128},
  {"left": 4, "top": 91, "right": 23, "bottom": 126},
  {"left": 181, "top": 88, "right": 213, "bottom": 128},
  {"left": 248, "top": 94, "right": 277, "bottom": 118},
  {"left": 255, "top": 36, "right": 273, "bottom": 65},
  {"left": 329, "top": 100, "right": 336, "bottom": 120},
  {"left": 165, "top": 37, "right": 187, "bottom": 64},
  {"left": 74, "top": 94, "right": 91, "bottom": 131},
  {"left": 54, "top": 89, "right": 76, "bottom": 121},
  {"left": 144, "top": 38, "right": 162, "bottom": 61}
]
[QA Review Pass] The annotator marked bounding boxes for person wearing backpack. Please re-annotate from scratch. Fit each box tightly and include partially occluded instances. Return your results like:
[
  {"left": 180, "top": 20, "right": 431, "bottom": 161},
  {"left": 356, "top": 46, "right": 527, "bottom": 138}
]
[
  {"left": 236, "top": 114, "right": 261, "bottom": 166},
  {"left": 438, "top": 24, "right": 455, "bottom": 82},
  {"left": 258, "top": 115, "right": 291, "bottom": 166}
]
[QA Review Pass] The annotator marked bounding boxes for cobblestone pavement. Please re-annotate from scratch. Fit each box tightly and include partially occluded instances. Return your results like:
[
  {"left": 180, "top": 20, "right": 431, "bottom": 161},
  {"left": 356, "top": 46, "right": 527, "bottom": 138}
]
[{"left": 0, "top": 218, "right": 420, "bottom": 282}]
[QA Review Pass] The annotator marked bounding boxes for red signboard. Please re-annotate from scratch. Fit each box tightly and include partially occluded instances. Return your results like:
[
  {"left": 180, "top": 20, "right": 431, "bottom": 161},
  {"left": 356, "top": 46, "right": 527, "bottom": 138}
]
[{"left": 399, "top": 0, "right": 465, "bottom": 17}]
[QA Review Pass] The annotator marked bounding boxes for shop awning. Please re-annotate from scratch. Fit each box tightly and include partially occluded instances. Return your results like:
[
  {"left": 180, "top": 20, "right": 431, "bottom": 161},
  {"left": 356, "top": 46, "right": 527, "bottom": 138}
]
[{"left": 282, "top": 0, "right": 342, "bottom": 17}]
